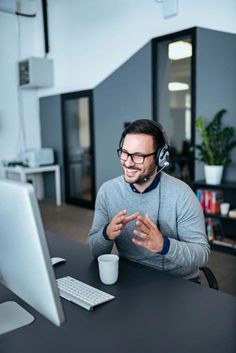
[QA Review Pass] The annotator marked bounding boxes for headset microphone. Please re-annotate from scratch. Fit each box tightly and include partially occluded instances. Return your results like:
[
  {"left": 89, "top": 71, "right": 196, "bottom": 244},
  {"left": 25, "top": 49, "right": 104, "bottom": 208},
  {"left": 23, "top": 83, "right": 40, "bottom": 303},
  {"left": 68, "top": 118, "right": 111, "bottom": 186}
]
[{"left": 141, "top": 161, "right": 169, "bottom": 183}]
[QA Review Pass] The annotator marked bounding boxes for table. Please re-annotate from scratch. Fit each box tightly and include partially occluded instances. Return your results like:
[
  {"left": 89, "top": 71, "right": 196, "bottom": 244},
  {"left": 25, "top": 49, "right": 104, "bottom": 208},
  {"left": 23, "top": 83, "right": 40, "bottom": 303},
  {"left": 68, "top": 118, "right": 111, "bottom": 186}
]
[
  {"left": 0, "top": 232, "right": 236, "bottom": 353},
  {"left": 0, "top": 165, "right": 61, "bottom": 206}
]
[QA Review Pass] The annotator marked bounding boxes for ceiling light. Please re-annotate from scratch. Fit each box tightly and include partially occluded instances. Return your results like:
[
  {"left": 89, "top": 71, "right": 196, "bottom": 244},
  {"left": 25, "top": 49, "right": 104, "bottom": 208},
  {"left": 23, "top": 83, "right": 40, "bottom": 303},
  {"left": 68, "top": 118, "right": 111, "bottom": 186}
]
[
  {"left": 168, "top": 41, "right": 192, "bottom": 60},
  {"left": 168, "top": 82, "right": 189, "bottom": 91}
]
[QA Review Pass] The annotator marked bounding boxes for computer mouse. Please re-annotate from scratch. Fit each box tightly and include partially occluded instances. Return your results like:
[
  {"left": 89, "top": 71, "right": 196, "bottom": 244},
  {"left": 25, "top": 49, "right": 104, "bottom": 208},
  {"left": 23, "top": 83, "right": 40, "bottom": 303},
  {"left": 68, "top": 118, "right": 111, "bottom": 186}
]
[{"left": 51, "top": 257, "right": 66, "bottom": 266}]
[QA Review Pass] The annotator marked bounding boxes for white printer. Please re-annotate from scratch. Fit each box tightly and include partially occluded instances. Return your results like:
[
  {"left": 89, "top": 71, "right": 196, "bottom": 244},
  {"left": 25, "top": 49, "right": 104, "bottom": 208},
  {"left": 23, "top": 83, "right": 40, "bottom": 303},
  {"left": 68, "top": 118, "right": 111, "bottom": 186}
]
[{"left": 21, "top": 148, "right": 54, "bottom": 167}]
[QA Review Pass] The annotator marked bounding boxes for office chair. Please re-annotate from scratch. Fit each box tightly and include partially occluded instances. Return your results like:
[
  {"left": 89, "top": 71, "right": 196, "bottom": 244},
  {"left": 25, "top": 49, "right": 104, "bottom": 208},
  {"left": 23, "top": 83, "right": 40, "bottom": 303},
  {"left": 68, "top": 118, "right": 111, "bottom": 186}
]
[{"left": 200, "top": 266, "right": 219, "bottom": 290}]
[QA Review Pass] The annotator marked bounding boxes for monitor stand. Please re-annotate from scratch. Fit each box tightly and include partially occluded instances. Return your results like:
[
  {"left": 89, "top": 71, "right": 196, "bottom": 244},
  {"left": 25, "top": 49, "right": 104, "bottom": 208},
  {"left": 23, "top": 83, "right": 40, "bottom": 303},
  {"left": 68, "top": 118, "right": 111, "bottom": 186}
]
[{"left": 0, "top": 301, "right": 34, "bottom": 335}]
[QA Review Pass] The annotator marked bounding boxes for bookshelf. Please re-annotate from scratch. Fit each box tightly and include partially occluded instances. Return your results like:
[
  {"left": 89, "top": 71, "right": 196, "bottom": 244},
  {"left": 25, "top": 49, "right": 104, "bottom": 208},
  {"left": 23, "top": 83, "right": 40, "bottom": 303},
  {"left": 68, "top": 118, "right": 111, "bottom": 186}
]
[{"left": 192, "top": 181, "right": 236, "bottom": 255}]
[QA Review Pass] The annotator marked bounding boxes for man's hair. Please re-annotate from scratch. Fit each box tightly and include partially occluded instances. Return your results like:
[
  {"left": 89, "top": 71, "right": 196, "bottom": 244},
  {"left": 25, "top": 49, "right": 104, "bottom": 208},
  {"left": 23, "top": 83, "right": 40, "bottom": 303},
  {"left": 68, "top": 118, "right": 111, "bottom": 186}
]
[{"left": 119, "top": 119, "right": 166, "bottom": 151}]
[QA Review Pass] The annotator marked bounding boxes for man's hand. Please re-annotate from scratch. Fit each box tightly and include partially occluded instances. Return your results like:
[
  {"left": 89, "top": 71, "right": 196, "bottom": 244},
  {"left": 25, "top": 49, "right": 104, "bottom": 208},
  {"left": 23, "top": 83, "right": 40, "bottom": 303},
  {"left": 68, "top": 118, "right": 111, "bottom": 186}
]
[
  {"left": 106, "top": 210, "right": 140, "bottom": 240},
  {"left": 132, "top": 213, "right": 164, "bottom": 253}
]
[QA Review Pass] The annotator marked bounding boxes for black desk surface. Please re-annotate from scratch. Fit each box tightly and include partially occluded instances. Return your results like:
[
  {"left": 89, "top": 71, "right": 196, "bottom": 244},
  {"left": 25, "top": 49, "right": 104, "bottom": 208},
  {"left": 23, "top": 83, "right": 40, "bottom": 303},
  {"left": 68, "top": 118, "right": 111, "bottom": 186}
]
[{"left": 1, "top": 232, "right": 236, "bottom": 353}]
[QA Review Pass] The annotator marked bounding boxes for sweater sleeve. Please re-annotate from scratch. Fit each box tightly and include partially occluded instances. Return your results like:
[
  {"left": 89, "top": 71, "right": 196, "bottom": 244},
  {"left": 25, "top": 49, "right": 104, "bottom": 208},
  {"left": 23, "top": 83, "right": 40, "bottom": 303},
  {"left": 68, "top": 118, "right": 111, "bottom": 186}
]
[
  {"left": 88, "top": 186, "right": 114, "bottom": 258},
  {"left": 165, "top": 187, "right": 210, "bottom": 267}
]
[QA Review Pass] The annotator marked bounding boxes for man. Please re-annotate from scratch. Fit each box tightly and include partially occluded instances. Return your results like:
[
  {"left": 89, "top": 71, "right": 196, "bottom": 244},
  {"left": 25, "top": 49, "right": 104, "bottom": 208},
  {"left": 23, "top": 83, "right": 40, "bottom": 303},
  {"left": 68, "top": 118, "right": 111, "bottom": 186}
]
[{"left": 88, "top": 119, "right": 209, "bottom": 280}]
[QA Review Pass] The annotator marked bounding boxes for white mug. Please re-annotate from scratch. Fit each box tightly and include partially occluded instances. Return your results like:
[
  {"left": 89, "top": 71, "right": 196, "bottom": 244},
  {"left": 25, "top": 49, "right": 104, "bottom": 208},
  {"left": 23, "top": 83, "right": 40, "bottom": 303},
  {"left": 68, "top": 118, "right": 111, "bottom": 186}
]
[
  {"left": 97, "top": 254, "right": 119, "bottom": 285},
  {"left": 220, "top": 202, "right": 230, "bottom": 216}
]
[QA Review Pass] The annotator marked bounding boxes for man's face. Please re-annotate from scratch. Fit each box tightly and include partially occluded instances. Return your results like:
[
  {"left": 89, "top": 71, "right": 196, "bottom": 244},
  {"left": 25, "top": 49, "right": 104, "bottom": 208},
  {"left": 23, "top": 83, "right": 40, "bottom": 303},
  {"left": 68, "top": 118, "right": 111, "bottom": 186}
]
[{"left": 120, "top": 133, "right": 157, "bottom": 185}]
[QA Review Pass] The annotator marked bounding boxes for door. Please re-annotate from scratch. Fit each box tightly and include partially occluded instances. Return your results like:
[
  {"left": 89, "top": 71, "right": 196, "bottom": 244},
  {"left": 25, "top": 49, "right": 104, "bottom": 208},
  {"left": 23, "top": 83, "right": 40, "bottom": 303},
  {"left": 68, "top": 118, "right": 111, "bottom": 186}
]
[
  {"left": 62, "top": 91, "right": 95, "bottom": 208},
  {"left": 153, "top": 28, "right": 196, "bottom": 183}
]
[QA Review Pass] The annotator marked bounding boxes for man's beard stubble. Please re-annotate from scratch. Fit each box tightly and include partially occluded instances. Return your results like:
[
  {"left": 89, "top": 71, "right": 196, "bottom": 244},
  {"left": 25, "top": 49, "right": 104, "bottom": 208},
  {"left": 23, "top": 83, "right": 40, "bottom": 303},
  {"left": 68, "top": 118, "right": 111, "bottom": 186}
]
[{"left": 123, "top": 163, "right": 157, "bottom": 185}]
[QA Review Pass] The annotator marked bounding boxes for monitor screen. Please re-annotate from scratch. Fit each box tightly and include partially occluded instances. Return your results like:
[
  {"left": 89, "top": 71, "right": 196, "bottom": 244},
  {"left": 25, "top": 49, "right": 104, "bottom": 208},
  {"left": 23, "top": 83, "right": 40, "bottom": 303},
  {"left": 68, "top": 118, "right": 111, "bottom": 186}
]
[{"left": 0, "top": 178, "right": 65, "bottom": 335}]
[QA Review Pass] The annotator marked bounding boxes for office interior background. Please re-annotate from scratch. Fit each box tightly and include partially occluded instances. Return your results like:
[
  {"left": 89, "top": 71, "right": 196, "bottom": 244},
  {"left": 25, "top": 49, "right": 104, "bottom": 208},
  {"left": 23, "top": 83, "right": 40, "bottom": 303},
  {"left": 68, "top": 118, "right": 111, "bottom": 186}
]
[{"left": 0, "top": 0, "right": 236, "bottom": 295}]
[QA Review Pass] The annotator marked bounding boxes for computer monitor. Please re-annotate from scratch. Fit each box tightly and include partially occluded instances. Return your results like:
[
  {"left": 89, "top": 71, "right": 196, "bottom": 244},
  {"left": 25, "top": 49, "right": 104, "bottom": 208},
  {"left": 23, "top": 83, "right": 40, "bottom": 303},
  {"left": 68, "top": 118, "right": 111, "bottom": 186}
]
[{"left": 0, "top": 178, "right": 65, "bottom": 335}]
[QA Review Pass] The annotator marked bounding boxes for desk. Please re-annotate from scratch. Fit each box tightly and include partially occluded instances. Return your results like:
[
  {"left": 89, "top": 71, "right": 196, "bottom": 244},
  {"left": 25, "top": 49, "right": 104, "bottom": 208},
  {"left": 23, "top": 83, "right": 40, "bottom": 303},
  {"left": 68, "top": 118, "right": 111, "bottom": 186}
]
[
  {"left": 0, "top": 165, "right": 61, "bottom": 206},
  {"left": 1, "top": 232, "right": 236, "bottom": 353}
]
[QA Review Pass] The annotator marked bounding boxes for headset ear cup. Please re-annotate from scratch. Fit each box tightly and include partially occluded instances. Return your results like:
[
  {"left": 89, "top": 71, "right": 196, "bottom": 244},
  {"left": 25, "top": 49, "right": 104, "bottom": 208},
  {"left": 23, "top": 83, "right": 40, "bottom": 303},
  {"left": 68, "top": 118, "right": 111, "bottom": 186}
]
[
  {"left": 158, "top": 146, "right": 169, "bottom": 168},
  {"left": 164, "top": 151, "right": 170, "bottom": 166}
]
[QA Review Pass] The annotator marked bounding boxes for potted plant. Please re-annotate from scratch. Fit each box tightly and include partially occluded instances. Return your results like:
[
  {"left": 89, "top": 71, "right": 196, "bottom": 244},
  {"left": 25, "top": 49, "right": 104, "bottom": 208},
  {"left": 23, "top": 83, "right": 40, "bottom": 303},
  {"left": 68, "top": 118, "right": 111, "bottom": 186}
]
[{"left": 194, "top": 109, "right": 236, "bottom": 185}]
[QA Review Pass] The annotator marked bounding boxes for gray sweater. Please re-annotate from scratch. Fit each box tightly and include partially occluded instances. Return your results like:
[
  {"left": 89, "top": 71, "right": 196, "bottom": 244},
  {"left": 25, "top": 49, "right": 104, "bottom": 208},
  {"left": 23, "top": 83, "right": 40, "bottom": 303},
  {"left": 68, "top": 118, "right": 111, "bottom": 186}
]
[{"left": 88, "top": 172, "right": 210, "bottom": 279}]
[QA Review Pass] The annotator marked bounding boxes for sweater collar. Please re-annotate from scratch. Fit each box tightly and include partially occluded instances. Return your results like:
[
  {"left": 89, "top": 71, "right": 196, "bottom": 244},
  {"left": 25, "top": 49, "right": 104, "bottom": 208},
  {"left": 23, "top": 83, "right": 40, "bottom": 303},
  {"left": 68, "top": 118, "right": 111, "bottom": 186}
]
[{"left": 129, "top": 173, "right": 161, "bottom": 194}]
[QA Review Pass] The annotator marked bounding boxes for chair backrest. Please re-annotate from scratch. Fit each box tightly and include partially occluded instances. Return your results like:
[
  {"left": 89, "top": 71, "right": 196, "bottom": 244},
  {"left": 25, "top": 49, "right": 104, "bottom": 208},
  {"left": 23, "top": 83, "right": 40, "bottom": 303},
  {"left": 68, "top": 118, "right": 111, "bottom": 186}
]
[{"left": 200, "top": 266, "right": 219, "bottom": 290}]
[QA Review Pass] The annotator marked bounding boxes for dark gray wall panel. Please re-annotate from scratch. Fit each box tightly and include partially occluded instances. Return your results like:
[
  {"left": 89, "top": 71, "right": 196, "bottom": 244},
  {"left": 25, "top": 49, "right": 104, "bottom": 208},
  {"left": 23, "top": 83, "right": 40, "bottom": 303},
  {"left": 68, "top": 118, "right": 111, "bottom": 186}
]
[
  {"left": 40, "top": 95, "right": 65, "bottom": 201},
  {"left": 94, "top": 42, "right": 152, "bottom": 192}
]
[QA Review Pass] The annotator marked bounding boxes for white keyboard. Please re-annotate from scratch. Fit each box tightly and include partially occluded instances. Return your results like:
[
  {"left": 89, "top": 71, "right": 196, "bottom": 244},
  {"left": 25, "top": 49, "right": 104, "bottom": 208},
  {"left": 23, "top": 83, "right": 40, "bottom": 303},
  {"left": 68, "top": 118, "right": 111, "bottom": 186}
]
[{"left": 57, "top": 276, "right": 115, "bottom": 311}]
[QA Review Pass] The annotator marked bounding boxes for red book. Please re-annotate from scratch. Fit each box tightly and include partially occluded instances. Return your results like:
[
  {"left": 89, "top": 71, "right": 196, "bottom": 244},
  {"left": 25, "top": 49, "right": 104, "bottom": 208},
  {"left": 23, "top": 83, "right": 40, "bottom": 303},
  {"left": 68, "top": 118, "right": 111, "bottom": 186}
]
[{"left": 205, "top": 190, "right": 212, "bottom": 213}]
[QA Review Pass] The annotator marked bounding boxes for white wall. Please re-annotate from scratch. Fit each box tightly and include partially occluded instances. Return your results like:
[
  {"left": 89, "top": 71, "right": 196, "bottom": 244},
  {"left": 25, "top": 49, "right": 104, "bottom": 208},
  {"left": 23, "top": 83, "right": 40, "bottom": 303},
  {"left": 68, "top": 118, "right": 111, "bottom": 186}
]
[
  {"left": 0, "top": 0, "right": 44, "bottom": 158},
  {"left": 0, "top": 0, "right": 236, "bottom": 160}
]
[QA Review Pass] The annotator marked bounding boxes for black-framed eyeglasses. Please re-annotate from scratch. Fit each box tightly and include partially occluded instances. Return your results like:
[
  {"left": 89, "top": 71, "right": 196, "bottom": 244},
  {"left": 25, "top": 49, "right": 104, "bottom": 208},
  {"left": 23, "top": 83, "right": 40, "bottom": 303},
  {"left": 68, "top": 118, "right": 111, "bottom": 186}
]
[{"left": 117, "top": 148, "right": 156, "bottom": 164}]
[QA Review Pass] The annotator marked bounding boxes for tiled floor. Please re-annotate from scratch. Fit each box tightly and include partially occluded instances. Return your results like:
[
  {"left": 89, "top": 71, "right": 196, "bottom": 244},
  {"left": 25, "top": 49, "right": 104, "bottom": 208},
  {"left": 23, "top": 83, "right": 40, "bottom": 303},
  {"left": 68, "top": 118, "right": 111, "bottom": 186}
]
[{"left": 39, "top": 201, "right": 236, "bottom": 298}]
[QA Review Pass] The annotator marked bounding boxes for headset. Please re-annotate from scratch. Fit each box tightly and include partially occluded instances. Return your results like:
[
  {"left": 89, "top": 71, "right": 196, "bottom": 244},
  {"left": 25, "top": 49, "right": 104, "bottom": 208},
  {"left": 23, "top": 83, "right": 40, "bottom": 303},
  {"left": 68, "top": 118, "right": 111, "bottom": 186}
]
[{"left": 119, "top": 119, "right": 170, "bottom": 169}]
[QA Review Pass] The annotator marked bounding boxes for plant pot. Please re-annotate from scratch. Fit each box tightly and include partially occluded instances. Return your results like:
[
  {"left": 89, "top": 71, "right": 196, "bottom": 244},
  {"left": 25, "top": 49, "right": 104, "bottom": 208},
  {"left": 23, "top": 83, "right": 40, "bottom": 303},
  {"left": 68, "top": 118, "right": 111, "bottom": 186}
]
[{"left": 204, "top": 165, "right": 223, "bottom": 185}]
